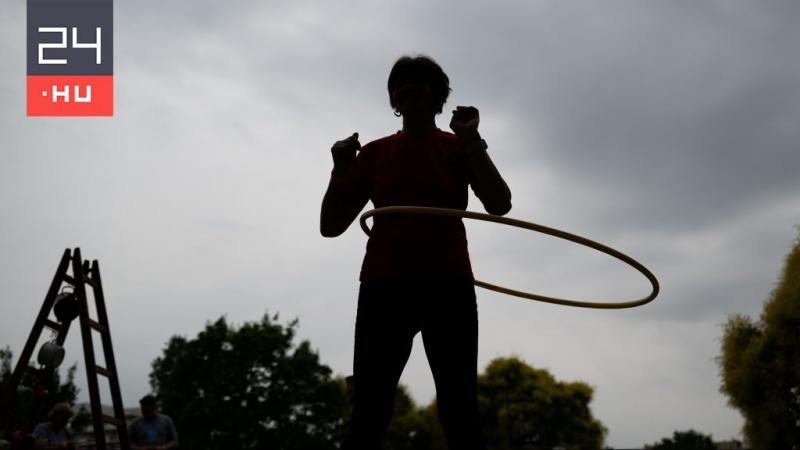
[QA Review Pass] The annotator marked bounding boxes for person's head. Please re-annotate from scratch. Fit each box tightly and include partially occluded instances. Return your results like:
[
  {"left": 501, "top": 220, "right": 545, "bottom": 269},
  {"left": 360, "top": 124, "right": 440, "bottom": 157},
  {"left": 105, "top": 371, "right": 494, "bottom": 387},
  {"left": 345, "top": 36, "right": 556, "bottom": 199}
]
[
  {"left": 139, "top": 394, "right": 158, "bottom": 419},
  {"left": 49, "top": 403, "right": 73, "bottom": 430},
  {"left": 388, "top": 54, "right": 451, "bottom": 118}
]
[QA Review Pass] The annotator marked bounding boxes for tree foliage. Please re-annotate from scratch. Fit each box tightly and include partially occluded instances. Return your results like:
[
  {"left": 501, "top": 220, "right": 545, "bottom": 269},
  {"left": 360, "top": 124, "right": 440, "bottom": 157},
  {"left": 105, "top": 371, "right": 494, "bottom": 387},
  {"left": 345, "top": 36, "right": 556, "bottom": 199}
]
[
  {"left": 382, "top": 384, "right": 445, "bottom": 450},
  {"left": 718, "top": 233, "right": 800, "bottom": 449},
  {"left": 644, "top": 429, "right": 717, "bottom": 449},
  {"left": 149, "top": 313, "right": 348, "bottom": 450},
  {"left": 375, "top": 356, "right": 608, "bottom": 450},
  {"left": 477, "top": 357, "right": 607, "bottom": 449},
  {"left": 147, "top": 316, "right": 609, "bottom": 449},
  {"left": 0, "top": 346, "right": 80, "bottom": 418},
  {"left": 315, "top": 372, "right": 439, "bottom": 450}
]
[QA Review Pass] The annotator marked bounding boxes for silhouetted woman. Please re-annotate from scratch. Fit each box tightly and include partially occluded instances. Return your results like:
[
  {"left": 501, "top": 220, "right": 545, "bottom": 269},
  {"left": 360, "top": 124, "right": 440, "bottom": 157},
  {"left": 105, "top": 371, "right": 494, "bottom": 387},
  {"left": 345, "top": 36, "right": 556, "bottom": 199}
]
[{"left": 320, "top": 54, "right": 512, "bottom": 450}]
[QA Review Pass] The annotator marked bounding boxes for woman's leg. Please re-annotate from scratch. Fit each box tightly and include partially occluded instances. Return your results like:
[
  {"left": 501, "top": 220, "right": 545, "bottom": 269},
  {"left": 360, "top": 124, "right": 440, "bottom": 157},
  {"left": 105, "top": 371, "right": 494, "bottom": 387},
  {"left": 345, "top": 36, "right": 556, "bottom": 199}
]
[
  {"left": 420, "top": 280, "right": 487, "bottom": 450},
  {"left": 343, "top": 281, "right": 420, "bottom": 450}
]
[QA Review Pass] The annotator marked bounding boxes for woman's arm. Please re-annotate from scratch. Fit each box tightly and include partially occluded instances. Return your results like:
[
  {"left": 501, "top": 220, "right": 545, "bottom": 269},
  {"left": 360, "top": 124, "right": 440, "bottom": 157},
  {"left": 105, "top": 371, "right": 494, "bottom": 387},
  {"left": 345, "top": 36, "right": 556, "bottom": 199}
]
[
  {"left": 450, "top": 106, "right": 512, "bottom": 216},
  {"left": 461, "top": 131, "right": 512, "bottom": 216},
  {"left": 320, "top": 168, "right": 369, "bottom": 237},
  {"left": 320, "top": 133, "right": 370, "bottom": 237}
]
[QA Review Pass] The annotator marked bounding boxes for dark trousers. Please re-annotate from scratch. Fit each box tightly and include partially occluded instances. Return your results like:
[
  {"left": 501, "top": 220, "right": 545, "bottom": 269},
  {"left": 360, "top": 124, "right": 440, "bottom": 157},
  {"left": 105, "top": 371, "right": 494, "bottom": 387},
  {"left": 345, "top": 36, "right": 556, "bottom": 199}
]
[{"left": 342, "top": 279, "right": 488, "bottom": 450}]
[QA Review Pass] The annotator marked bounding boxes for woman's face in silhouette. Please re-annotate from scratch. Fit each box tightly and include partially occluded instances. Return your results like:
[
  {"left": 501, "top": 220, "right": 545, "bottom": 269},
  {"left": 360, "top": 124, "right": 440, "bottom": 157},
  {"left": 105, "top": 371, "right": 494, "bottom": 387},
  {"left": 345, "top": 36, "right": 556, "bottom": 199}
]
[{"left": 392, "top": 75, "right": 435, "bottom": 117}]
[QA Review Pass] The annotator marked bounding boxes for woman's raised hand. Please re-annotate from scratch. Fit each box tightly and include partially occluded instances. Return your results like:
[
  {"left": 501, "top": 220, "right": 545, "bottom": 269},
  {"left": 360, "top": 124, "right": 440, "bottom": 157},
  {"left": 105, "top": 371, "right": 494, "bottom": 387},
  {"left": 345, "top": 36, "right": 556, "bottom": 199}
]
[
  {"left": 449, "top": 106, "right": 480, "bottom": 138},
  {"left": 331, "top": 132, "right": 361, "bottom": 172}
]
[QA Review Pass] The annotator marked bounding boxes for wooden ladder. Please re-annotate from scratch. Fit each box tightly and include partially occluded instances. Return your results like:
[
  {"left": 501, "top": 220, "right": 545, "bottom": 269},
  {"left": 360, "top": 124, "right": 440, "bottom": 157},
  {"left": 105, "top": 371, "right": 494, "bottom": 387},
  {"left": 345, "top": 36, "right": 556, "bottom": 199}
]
[{"left": 4, "top": 248, "right": 129, "bottom": 450}]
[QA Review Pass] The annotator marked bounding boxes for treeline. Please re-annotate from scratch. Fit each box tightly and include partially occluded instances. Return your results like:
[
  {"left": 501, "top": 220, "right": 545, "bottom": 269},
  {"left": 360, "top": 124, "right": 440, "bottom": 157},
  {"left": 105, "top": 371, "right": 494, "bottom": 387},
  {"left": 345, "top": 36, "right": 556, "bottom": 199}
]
[
  {"left": 4, "top": 231, "right": 798, "bottom": 449},
  {"left": 147, "top": 314, "right": 606, "bottom": 449}
]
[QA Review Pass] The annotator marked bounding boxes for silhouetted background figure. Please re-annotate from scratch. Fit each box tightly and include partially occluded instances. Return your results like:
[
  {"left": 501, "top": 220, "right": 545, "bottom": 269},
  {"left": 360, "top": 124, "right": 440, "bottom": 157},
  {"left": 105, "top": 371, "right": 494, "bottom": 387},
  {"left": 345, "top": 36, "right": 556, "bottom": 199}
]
[
  {"left": 32, "top": 403, "right": 74, "bottom": 449},
  {"left": 320, "top": 54, "right": 512, "bottom": 450},
  {"left": 128, "top": 395, "right": 178, "bottom": 450}
]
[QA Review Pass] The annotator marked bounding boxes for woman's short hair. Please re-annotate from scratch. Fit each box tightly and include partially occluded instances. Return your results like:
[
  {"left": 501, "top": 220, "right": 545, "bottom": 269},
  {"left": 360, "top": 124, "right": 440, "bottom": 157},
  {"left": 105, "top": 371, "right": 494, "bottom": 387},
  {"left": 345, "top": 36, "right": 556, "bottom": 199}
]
[{"left": 388, "top": 54, "right": 452, "bottom": 115}]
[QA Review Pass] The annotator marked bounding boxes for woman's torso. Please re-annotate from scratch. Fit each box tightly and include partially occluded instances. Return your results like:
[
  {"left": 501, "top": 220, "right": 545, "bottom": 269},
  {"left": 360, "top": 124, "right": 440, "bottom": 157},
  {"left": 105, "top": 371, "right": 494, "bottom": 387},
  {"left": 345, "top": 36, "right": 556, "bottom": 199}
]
[{"left": 359, "top": 127, "right": 474, "bottom": 282}]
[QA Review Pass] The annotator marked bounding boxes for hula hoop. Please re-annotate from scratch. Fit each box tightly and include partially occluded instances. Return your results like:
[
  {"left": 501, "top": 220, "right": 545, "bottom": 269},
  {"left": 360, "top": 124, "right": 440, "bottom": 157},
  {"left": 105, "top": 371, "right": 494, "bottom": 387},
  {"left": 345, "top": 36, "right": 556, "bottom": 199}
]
[{"left": 359, "top": 206, "right": 659, "bottom": 309}]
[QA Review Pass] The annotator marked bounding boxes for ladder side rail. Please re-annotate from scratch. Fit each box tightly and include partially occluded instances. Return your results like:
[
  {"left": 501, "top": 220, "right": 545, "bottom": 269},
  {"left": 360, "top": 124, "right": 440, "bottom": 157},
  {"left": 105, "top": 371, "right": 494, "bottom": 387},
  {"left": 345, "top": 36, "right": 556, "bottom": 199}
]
[
  {"left": 89, "top": 259, "right": 130, "bottom": 450},
  {"left": 2, "top": 250, "right": 71, "bottom": 435},
  {"left": 73, "top": 248, "right": 107, "bottom": 450},
  {"left": 6, "top": 249, "right": 71, "bottom": 407}
]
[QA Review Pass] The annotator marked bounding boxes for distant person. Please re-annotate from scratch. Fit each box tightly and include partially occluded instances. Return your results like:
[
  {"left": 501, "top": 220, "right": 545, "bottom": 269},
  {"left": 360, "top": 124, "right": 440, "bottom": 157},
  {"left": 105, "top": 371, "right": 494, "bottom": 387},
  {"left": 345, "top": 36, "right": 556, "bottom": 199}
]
[
  {"left": 128, "top": 395, "right": 178, "bottom": 450},
  {"left": 321, "top": 54, "right": 512, "bottom": 449},
  {"left": 32, "top": 402, "right": 74, "bottom": 449}
]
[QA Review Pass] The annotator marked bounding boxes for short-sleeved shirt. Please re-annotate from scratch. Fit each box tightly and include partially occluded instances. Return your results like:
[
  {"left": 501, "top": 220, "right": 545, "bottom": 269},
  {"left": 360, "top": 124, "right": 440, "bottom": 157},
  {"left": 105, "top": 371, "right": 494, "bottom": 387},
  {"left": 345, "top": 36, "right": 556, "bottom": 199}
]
[
  {"left": 329, "top": 127, "right": 476, "bottom": 282},
  {"left": 128, "top": 413, "right": 177, "bottom": 446},
  {"left": 32, "top": 421, "right": 71, "bottom": 446}
]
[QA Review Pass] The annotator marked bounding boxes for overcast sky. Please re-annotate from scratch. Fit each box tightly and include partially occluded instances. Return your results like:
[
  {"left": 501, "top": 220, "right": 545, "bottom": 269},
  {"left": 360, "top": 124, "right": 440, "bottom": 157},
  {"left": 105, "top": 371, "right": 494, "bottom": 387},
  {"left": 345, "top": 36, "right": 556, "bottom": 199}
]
[{"left": 2, "top": 0, "right": 799, "bottom": 447}]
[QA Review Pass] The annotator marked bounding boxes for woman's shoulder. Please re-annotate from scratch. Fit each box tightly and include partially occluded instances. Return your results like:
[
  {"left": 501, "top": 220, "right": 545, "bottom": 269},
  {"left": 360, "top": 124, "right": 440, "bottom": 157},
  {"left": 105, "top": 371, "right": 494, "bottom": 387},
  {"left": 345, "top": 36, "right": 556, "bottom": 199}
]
[
  {"left": 435, "top": 129, "right": 467, "bottom": 155},
  {"left": 364, "top": 131, "right": 402, "bottom": 149},
  {"left": 361, "top": 128, "right": 459, "bottom": 152},
  {"left": 436, "top": 128, "right": 459, "bottom": 140},
  {"left": 357, "top": 133, "right": 402, "bottom": 163}
]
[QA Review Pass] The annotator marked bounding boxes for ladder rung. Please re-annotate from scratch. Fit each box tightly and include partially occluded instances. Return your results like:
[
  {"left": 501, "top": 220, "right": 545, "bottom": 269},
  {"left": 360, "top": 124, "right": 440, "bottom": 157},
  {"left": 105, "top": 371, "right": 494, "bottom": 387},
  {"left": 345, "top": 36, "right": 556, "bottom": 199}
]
[
  {"left": 86, "top": 319, "right": 106, "bottom": 333},
  {"left": 44, "top": 319, "right": 61, "bottom": 330},
  {"left": 63, "top": 274, "right": 96, "bottom": 287},
  {"left": 102, "top": 414, "right": 121, "bottom": 426},
  {"left": 95, "top": 365, "right": 114, "bottom": 379}
]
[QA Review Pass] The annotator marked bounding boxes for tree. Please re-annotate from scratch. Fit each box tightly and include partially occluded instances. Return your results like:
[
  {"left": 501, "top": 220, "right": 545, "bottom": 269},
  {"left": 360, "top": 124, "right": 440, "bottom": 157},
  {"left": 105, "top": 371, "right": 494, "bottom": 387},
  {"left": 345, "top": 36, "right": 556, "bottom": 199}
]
[
  {"left": 718, "top": 232, "right": 800, "bottom": 449},
  {"left": 147, "top": 314, "right": 611, "bottom": 449},
  {"left": 374, "top": 356, "right": 608, "bottom": 449},
  {"left": 382, "top": 384, "right": 447, "bottom": 450},
  {"left": 0, "top": 346, "right": 80, "bottom": 418},
  {"left": 401, "top": 401, "right": 450, "bottom": 450},
  {"left": 477, "top": 356, "right": 607, "bottom": 449},
  {"left": 149, "top": 313, "right": 348, "bottom": 450},
  {"left": 330, "top": 373, "right": 443, "bottom": 450},
  {"left": 644, "top": 429, "right": 717, "bottom": 449}
]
